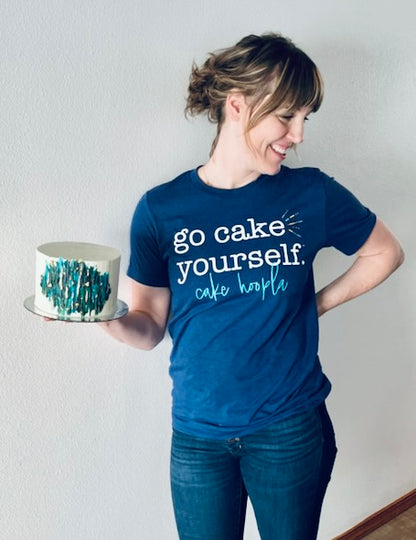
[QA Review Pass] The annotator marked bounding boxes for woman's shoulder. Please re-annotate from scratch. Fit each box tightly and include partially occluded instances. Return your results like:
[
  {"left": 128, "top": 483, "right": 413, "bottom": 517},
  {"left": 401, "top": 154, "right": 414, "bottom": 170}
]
[
  {"left": 135, "top": 169, "right": 198, "bottom": 216},
  {"left": 280, "top": 165, "right": 329, "bottom": 182},
  {"left": 147, "top": 169, "right": 194, "bottom": 197}
]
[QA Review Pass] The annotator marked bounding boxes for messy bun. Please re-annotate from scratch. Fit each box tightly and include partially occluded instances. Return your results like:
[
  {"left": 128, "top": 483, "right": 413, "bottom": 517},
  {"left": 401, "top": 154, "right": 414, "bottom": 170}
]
[
  {"left": 186, "top": 58, "right": 223, "bottom": 124},
  {"left": 185, "top": 33, "right": 323, "bottom": 154}
]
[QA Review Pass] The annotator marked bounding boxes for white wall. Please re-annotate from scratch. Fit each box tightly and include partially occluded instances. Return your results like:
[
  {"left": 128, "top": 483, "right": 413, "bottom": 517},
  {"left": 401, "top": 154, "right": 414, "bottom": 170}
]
[{"left": 2, "top": 1, "right": 415, "bottom": 538}]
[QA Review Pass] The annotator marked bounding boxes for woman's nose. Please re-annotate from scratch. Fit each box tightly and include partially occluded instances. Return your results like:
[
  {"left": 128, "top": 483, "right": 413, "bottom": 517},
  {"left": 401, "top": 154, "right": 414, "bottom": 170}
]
[{"left": 287, "top": 119, "right": 304, "bottom": 144}]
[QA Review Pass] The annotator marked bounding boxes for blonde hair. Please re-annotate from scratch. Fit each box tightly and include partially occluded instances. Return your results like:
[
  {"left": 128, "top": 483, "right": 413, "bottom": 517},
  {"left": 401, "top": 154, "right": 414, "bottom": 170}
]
[{"left": 186, "top": 33, "right": 323, "bottom": 154}]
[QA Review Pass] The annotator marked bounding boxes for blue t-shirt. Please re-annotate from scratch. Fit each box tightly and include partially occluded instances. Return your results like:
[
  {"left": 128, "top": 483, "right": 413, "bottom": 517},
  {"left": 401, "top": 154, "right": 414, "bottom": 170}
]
[{"left": 127, "top": 166, "right": 376, "bottom": 439}]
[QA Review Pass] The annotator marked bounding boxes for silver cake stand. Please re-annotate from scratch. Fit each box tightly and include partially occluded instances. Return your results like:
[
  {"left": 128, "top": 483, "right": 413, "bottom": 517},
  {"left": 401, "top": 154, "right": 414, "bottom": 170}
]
[{"left": 24, "top": 295, "right": 128, "bottom": 323}]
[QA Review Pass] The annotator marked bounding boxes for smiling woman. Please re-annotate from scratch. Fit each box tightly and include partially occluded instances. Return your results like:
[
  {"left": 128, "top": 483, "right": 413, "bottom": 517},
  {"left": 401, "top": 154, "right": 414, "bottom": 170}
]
[
  {"left": 100, "top": 32, "right": 404, "bottom": 540},
  {"left": 186, "top": 33, "right": 323, "bottom": 158}
]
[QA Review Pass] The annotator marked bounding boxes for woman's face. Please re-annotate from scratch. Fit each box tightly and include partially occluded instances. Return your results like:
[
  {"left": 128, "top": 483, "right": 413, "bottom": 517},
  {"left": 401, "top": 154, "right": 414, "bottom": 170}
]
[{"left": 244, "top": 106, "right": 311, "bottom": 176}]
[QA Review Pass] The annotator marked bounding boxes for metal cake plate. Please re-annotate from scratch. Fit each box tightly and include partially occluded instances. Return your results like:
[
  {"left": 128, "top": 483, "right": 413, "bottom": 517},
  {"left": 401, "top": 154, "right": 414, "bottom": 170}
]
[{"left": 24, "top": 295, "right": 128, "bottom": 323}]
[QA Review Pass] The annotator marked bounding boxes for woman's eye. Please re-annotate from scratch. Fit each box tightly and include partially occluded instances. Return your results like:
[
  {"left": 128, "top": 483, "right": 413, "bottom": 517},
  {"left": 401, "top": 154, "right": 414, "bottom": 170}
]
[{"left": 278, "top": 114, "right": 310, "bottom": 122}]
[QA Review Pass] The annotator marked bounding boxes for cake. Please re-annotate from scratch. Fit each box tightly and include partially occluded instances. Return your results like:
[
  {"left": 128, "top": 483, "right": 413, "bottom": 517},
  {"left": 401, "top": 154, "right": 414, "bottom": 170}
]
[{"left": 34, "top": 241, "right": 121, "bottom": 320}]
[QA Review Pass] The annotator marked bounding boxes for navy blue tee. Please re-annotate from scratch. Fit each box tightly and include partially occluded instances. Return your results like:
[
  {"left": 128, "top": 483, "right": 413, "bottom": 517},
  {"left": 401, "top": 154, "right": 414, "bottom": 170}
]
[{"left": 127, "top": 166, "right": 376, "bottom": 439}]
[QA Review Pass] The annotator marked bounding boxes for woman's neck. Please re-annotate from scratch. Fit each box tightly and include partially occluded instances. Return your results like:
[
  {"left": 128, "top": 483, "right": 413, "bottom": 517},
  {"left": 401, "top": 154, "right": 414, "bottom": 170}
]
[{"left": 199, "top": 132, "right": 259, "bottom": 190}]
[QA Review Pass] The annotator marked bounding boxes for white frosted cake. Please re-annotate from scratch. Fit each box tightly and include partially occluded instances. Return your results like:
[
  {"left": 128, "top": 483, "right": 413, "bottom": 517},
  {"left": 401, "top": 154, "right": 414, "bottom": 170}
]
[{"left": 34, "top": 242, "right": 121, "bottom": 320}]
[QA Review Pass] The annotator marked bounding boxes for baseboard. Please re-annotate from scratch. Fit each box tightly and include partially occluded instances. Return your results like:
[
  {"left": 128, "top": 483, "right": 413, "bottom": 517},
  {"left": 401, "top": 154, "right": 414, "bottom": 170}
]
[{"left": 333, "top": 488, "right": 416, "bottom": 540}]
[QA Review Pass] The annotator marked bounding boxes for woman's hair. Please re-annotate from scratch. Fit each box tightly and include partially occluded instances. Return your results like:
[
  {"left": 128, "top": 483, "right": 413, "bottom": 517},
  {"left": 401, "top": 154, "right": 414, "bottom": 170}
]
[{"left": 186, "top": 33, "right": 323, "bottom": 154}]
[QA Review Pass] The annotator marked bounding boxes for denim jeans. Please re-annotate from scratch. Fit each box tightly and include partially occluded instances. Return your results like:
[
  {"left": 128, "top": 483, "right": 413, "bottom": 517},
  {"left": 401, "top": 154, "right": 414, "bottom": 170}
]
[{"left": 170, "top": 403, "right": 337, "bottom": 540}]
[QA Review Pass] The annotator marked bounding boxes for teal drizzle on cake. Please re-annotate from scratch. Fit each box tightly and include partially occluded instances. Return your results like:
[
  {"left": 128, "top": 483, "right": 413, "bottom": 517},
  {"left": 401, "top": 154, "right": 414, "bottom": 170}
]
[{"left": 40, "top": 258, "right": 111, "bottom": 318}]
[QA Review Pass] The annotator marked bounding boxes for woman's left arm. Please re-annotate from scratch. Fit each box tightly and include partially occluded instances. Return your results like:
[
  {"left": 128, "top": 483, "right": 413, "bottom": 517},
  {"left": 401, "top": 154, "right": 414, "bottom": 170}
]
[{"left": 316, "top": 218, "right": 404, "bottom": 317}]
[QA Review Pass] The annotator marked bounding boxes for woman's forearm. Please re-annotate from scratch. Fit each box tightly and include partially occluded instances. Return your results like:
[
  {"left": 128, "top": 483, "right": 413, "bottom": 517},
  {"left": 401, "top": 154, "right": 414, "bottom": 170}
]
[
  {"left": 316, "top": 219, "right": 404, "bottom": 317},
  {"left": 316, "top": 249, "right": 403, "bottom": 316},
  {"left": 99, "top": 310, "right": 166, "bottom": 350},
  {"left": 99, "top": 281, "right": 171, "bottom": 350}
]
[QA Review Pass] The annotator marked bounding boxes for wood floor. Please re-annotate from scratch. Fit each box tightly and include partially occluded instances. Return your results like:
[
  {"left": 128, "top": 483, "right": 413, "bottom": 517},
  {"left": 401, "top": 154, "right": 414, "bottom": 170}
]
[{"left": 357, "top": 505, "right": 416, "bottom": 540}]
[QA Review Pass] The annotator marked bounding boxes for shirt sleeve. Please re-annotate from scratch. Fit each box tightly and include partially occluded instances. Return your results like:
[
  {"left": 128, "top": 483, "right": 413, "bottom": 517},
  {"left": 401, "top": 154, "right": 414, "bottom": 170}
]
[
  {"left": 127, "top": 193, "right": 170, "bottom": 287},
  {"left": 323, "top": 175, "right": 377, "bottom": 255}
]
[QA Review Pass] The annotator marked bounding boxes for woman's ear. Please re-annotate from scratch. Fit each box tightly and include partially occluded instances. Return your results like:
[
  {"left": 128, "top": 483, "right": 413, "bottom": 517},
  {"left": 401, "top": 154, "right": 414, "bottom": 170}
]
[{"left": 225, "top": 91, "right": 248, "bottom": 121}]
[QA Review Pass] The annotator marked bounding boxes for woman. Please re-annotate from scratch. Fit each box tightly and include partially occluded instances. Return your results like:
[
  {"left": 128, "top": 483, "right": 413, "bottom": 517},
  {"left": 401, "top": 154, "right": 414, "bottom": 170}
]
[{"left": 102, "top": 33, "right": 404, "bottom": 540}]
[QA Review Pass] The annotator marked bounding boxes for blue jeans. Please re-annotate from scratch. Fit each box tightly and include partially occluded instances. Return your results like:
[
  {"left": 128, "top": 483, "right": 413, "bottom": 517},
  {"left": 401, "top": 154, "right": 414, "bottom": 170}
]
[{"left": 170, "top": 403, "right": 337, "bottom": 540}]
